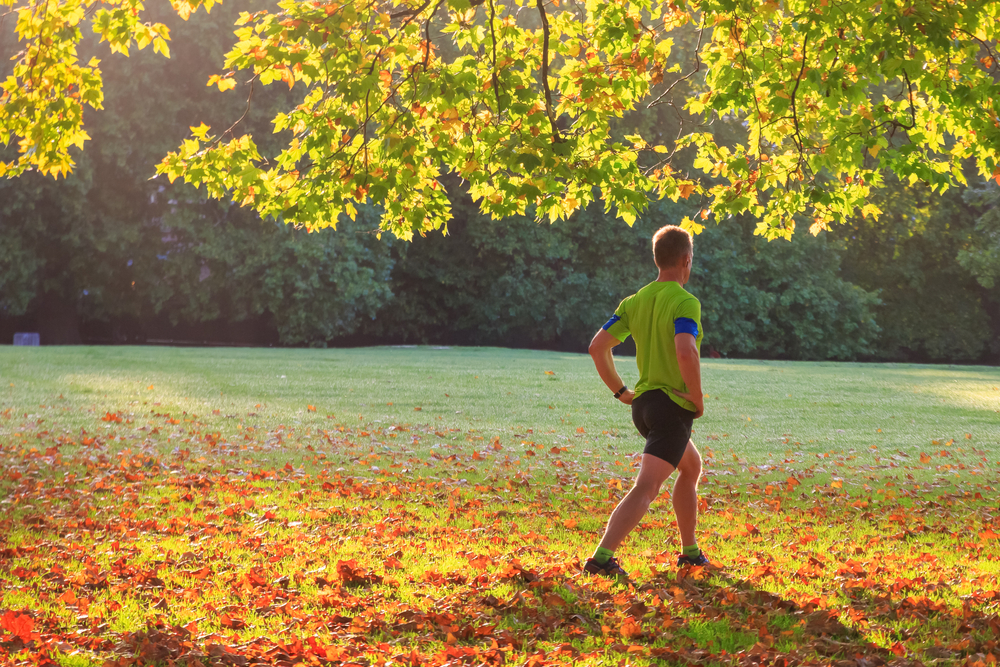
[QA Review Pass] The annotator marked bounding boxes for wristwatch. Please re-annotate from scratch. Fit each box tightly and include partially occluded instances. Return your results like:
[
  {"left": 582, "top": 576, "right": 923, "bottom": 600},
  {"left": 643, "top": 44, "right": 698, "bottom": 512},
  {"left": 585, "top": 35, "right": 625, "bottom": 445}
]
[{"left": 613, "top": 385, "right": 628, "bottom": 399}]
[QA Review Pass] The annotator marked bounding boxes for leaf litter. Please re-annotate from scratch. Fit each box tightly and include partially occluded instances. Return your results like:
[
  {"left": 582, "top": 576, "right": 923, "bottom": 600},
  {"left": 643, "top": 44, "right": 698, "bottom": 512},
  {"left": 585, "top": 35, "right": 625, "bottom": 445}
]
[{"left": 1, "top": 403, "right": 999, "bottom": 666}]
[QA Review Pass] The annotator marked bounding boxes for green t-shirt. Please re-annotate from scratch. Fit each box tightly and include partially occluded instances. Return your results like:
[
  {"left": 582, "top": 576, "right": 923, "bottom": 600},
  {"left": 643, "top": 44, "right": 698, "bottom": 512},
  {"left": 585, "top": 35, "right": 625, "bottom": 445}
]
[{"left": 603, "top": 281, "right": 703, "bottom": 411}]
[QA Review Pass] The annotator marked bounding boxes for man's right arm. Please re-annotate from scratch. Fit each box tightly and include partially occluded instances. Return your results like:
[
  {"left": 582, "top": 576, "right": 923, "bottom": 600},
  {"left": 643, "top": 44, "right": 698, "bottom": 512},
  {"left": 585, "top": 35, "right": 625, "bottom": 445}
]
[
  {"left": 589, "top": 329, "right": 635, "bottom": 405},
  {"left": 672, "top": 333, "right": 704, "bottom": 418}
]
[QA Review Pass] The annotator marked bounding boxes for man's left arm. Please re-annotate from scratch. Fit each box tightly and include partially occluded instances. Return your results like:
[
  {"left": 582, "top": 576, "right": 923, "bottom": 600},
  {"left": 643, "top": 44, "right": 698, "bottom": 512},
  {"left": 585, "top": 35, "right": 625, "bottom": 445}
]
[{"left": 589, "top": 329, "right": 635, "bottom": 405}]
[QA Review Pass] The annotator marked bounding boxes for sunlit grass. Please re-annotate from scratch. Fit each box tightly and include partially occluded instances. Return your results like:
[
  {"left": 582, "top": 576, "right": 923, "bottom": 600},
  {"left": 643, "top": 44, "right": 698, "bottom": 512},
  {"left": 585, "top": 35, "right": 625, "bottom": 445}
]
[
  {"left": 1, "top": 347, "right": 999, "bottom": 665},
  {"left": 2, "top": 347, "right": 998, "bottom": 469}
]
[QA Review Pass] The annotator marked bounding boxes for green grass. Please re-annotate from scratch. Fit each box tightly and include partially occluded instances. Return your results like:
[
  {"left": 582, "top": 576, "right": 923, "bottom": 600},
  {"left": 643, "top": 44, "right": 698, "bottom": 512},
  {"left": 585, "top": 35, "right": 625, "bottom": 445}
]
[
  {"left": 2, "top": 345, "right": 997, "bottom": 462},
  {"left": 1, "top": 346, "right": 999, "bottom": 667}
]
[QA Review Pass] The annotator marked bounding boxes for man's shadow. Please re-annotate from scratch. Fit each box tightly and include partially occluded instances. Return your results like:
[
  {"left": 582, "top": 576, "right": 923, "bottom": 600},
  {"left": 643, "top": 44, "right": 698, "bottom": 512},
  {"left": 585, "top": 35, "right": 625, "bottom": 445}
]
[{"left": 619, "top": 565, "right": 991, "bottom": 666}]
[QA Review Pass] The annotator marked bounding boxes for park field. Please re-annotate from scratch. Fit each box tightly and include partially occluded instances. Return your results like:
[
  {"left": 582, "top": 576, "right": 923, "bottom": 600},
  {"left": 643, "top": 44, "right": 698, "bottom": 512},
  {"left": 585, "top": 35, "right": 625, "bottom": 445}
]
[{"left": 1, "top": 346, "right": 999, "bottom": 667}]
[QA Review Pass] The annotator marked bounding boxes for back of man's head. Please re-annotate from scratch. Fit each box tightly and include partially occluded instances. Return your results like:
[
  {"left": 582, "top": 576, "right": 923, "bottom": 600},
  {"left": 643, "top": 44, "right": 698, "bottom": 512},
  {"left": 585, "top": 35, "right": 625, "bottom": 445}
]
[{"left": 652, "top": 225, "right": 692, "bottom": 269}]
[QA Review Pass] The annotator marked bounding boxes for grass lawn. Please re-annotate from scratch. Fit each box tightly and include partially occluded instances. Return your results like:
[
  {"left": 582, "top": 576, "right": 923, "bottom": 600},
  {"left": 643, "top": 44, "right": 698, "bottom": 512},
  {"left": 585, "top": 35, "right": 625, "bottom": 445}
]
[{"left": 1, "top": 346, "right": 999, "bottom": 666}]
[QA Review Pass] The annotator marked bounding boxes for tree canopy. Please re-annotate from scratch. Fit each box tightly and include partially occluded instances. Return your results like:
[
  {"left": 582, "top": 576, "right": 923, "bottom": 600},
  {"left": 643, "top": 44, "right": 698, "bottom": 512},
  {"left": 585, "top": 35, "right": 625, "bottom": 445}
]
[{"left": 3, "top": 0, "right": 999, "bottom": 239}]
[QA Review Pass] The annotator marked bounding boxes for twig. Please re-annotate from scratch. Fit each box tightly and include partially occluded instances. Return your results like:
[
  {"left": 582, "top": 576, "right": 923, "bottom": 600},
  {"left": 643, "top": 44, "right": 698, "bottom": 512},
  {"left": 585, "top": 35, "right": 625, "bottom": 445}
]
[
  {"left": 371, "top": 0, "right": 434, "bottom": 75},
  {"left": 733, "top": 14, "right": 764, "bottom": 158},
  {"left": 211, "top": 78, "right": 256, "bottom": 149},
  {"left": 647, "top": 23, "right": 704, "bottom": 108},
  {"left": 899, "top": 68, "right": 915, "bottom": 129}
]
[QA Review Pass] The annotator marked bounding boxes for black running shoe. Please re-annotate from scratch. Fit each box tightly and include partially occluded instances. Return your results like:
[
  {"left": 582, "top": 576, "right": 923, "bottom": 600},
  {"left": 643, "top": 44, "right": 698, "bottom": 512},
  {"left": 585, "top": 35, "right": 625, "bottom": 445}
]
[
  {"left": 677, "top": 552, "right": 711, "bottom": 568},
  {"left": 583, "top": 556, "right": 629, "bottom": 580}
]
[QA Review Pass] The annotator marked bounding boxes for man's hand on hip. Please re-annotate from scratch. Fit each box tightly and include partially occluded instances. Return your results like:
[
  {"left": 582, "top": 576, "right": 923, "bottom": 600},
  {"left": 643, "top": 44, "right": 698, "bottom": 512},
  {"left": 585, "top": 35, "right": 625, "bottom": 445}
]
[
  {"left": 671, "top": 389, "right": 704, "bottom": 418},
  {"left": 617, "top": 389, "right": 635, "bottom": 406}
]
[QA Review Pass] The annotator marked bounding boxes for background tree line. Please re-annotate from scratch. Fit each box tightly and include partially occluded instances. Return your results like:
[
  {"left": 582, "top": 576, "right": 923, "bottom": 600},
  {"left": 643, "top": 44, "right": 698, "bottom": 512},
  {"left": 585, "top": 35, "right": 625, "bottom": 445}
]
[{"left": 1, "top": 3, "right": 997, "bottom": 363}]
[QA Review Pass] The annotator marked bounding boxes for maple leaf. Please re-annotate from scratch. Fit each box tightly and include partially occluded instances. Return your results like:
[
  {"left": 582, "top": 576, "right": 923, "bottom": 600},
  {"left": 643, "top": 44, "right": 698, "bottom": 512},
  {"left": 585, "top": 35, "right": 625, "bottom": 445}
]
[
  {"left": 620, "top": 617, "right": 644, "bottom": 639},
  {"left": 0, "top": 612, "right": 34, "bottom": 642},
  {"left": 219, "top": 613, "right": 247, "bottom": 629},
  {"left": 336, "top": 559, "right": 382, "bottom": 585}
]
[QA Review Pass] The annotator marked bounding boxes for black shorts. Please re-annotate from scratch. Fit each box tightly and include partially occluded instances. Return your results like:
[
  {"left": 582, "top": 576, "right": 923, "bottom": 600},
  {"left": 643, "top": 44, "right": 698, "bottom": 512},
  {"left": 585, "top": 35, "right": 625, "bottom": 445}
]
[{"left": 631, "top": 389, "right": 695, "bottom": 467}]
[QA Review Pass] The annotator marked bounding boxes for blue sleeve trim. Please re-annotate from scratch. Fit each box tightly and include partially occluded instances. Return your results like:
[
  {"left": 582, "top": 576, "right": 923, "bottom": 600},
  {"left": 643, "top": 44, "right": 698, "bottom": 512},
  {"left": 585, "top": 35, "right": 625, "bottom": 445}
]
[
  {"left": 602, "top": 314, "right": 621, "bottom": 331},
  {"left": 674, "top": 317, "right": 699, "bottom": 337}
]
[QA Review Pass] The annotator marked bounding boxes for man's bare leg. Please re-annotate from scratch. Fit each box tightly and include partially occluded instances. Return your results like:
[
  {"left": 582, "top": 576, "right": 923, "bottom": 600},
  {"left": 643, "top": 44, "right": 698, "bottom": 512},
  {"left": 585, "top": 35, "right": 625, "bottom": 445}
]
[
  {"left": 671, "top": 440, "right": 702, "bottom": 549},
  {"left": 597, "top": 454, "right": 674, "bottom": 551}
]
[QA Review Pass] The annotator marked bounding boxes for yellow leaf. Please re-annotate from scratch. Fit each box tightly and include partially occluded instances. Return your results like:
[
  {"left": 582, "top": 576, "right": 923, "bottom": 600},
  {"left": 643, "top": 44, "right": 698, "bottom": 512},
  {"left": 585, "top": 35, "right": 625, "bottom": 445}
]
[
  {"left": 679, "top": 216, "right": 705, "bottom": 235},
  {"left": 190, "top": 123, "right": 211, "bottom": 139},
  {"left": 678, "top": 182, "right": 696, "bottom": 199},
  {"left": 175, "top": 1, "right": 194, "bottom": 20},
  {"left": 153, "top": 37, "right": 170, "bottom": 58},
  {"left": 868, "top": 144, "right": 880, "bottom": 158},
  {"left": 653, "top": 145, "right": 668, "bottom": 153}
]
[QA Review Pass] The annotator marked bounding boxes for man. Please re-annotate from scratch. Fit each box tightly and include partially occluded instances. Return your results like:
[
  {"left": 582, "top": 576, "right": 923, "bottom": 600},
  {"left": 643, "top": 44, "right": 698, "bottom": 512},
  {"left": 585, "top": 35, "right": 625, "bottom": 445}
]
[{"left": 584, "top": 224, "right": 708, "bottom": 579}]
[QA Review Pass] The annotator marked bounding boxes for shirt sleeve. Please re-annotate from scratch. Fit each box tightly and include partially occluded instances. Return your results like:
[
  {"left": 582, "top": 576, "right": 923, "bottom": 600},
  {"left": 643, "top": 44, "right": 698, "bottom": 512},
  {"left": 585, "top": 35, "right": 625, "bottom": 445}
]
[
  {"left": 673, "top": 298, "right": 702, "bottom": 339},
  {"left": 602, "top": 298, "right": 631, "bottom": 343}
]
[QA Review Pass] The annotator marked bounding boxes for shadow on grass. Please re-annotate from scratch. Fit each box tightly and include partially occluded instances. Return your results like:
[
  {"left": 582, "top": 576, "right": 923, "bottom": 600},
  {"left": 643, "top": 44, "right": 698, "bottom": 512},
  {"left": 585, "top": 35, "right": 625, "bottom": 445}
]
[{"left": 615, "top": 564, "right": 1000, "bottom": 667}]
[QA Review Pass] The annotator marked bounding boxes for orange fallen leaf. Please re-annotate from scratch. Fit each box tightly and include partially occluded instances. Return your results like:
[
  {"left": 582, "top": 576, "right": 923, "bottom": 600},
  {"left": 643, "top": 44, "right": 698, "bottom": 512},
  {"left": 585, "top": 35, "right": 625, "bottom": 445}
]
[
  {"left": 543, "top": 593, "right": 567, "bottom": 608},
  {"left": 620, "top": 617, "right": 644, "bottom": 639},
  {"left": 219, "top": 613, "right": 247, "bottom": 629},
  {"left": 0, "top": 612, "right": 33, "bottom": 641}
]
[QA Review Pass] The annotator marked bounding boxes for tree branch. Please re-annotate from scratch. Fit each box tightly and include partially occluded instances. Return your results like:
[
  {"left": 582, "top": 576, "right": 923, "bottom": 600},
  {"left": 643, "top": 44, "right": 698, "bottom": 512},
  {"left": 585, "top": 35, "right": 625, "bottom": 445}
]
[
  {"left": 421, "top": 0, "right": 444, "bottom": 71},
  {"left": 789, "top": 32, "right": 809, "bottom": 171},
  {"left": 489, "top": 0, "right": 502, "bottom": 113},
  {"left": 535, "top": 0, "right": 561, "bottom": 142}
]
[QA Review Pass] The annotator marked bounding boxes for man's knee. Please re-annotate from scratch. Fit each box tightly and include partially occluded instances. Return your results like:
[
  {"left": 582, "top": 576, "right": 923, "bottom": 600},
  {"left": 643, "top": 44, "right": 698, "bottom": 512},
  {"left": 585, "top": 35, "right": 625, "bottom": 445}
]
[
  {"left": 633, "top": 477, "right": 663, "bottom": 504},
  {"left": 677, "top": 443, "right": 702, "bottom": 479}
]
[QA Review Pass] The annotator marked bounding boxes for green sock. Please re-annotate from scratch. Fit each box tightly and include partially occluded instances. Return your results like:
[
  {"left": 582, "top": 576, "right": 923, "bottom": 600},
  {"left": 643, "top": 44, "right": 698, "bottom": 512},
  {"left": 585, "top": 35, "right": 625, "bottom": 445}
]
[
  {"left": 592, "top": 547, "right": 615, "bottom": 565},
  {"left": 682, "top": 544, "right": 701, "bottom": 558}
]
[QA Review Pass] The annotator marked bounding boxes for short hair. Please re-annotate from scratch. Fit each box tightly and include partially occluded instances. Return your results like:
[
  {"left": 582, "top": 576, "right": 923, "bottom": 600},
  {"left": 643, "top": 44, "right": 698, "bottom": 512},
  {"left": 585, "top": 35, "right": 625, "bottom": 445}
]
[{"left": 652, "top": 225, "right": 692, "bottom": 269}]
